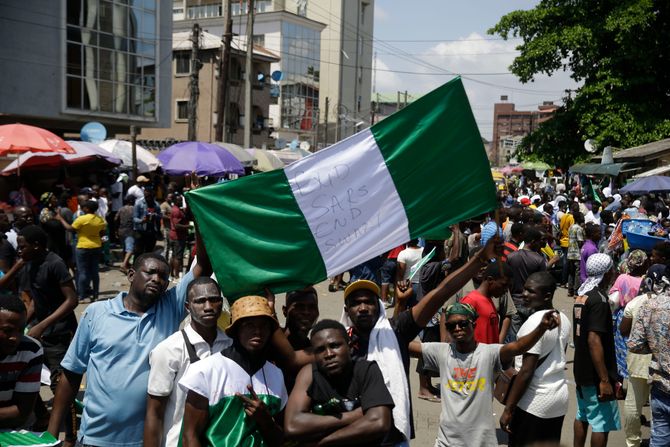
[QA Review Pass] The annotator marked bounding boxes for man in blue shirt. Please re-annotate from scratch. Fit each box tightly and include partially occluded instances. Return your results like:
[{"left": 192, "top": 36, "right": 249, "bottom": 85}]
[{"left": 47, "top": 242, "right": 212, "bottom": 447}]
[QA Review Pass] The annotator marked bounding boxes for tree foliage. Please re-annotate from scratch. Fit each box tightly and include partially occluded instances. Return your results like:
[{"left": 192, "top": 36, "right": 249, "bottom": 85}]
[{"left": 489, "top": 0, "right": 670, "bottom": 169}]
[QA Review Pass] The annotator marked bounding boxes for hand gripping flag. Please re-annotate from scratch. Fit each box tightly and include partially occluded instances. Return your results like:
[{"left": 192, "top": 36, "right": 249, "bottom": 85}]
[{"left": 187, "top": 77, "right": 497, "bottom": 299}]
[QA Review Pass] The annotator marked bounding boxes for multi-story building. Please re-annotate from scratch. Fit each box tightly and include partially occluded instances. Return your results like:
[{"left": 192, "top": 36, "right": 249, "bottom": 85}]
[
  {"left": 490, "top": 97, "right": 558, "bottom": 166},
  {"left": 306, "top": 0, "right": 374, "bottom": 145},
  {"left": 172, "top": 1, "right": 324, "bottom": 147},
  {"left": 172, "top": 0, "right": 374, "bottom": 148},
  {"left": 0, "top": 0, "right": 172, "bottom": 135},
  {"left": 137, "top": 30, "right": 279, "bottom": 148}
]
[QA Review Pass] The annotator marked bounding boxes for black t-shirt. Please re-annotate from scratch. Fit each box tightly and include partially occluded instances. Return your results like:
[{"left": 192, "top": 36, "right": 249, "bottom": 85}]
[
  {"left": 573, "top": 288, "right": 618, "bottom": 386},
  {"left": 348, "top": 310, "right": 421, "bottom": 441},
  {"left": 0, "top": 237, "right": 16, "bottom": 270},
  {"left": 506, "top": 249, "right": 547, "bottom": 306},
  {"left": 18, "top": 251, "right": 77, "bottom": 339},
  {"left": 308, "top": 360, "right": 395, "bottom": 446}
]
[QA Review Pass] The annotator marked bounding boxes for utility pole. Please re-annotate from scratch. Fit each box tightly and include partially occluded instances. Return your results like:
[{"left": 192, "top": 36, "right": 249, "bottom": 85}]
[
  {"left": 214, "top": 0, "right": 232, "bottom": 142},
  {"left": 243, "top": 0, "right": 255, "bottom": 148},
  {"left": 187, "top": 23, "right": 201, "bottom": 141},
  {"left": 130, "top": 125, "right": 138, "bottom": 180},
  {"left": 324, "top": 96, "right": 329, "bottom": 147},
  {"left": 404, "top": 90, "right": 408, "bottom": 108},
  {"left": 397, "top": 91, "right": 401, "bottom": 111}
]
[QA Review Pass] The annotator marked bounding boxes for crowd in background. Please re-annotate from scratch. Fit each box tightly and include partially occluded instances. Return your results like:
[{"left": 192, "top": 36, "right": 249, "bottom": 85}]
[{"left": 1, "top": 173, "right": 670, "bottom": 447}]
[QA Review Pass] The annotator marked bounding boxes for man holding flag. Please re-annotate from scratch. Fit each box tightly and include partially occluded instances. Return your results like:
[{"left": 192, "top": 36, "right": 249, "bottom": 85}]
[{"left": 340, "top": 238, "right": 501, "bottom": 444}]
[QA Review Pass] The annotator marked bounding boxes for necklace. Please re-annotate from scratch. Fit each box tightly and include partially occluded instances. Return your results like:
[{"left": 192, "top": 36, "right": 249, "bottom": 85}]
[{"left": 451, "top": 343, "right": 477, "bottom": 396}]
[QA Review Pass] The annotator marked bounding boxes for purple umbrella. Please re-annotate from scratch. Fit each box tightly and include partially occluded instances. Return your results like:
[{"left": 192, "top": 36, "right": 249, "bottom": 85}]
[{"left": 158, "top": 141, "right": 245, "bottom": 177}]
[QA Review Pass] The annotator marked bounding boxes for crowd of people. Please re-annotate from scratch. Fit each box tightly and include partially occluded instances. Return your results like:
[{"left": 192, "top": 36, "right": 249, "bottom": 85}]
[{"left": 1, "top": 173, "right": 670, "bottom": 447}]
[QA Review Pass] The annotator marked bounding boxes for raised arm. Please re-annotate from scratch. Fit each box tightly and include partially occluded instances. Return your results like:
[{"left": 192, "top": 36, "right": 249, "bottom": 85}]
[
  {"left": 499, "top": 310, "right": 558, "bottom": 364},
  {"left": 411, "top": 238, "right": 500, "bottom": 327}
]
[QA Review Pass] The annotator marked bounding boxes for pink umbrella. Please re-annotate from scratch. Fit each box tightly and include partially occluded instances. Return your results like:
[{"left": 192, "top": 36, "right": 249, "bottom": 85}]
[{"left": 1, "top": 141, "right": 122, "bottom": 176}]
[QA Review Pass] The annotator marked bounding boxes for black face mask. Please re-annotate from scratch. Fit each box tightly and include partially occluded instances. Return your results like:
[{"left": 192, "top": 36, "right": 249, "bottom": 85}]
[{"left": 222, "top": 340, "right": 267, "bottom": 376}]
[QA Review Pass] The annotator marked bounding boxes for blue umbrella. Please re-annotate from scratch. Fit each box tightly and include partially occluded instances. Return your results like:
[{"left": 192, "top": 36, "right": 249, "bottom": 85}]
[
  {"left": 158, "top": 141, "right": 244, "bottom": 177},
  {"left": 620, "top": 175, "right": 670, "bottom": 194}
]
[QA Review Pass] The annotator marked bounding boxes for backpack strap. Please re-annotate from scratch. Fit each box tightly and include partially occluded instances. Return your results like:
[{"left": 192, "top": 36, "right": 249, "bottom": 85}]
[{"left": 181, "top": 329, "right": 201, "bottom": 364}]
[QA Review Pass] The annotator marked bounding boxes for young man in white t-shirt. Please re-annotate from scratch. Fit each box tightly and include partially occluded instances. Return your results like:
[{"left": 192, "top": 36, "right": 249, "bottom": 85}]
[
  {"left": 413, "top": 302, "right": 560, "bottom": 446},
  {"left": 144, "top": 277, "right": 232, "bottom": 447},
  {"left": 499, "top": 271, "right": 572, "bottom": 447}
]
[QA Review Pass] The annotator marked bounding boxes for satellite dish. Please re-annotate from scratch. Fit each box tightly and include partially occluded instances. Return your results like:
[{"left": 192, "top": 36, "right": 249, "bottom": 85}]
[
  {"left": 271, "top": 70, "right": 283, "bottom": 82},
  {"left": 584, "top": 139, "right": 597, "bottom": 153},
  {"left": 257, "top": 73, "right": 265, "bottom": 82},
  {"left": 300, "top": 141, "right": 311, "bottom": 151},
  {"left": 80, "top": 122, "right": 107, "bottom": 143}
]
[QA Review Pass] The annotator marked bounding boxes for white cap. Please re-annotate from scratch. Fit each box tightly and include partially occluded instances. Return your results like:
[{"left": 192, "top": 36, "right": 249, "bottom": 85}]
[{"left": 633, "top": 199, "right": 641, "bottom": 208}]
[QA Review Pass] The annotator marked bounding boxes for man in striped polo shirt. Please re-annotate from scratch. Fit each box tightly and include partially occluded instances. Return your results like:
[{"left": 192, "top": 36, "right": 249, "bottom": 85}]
[{"left": 0, "top": 294, "right": 43, "bottom": 429}]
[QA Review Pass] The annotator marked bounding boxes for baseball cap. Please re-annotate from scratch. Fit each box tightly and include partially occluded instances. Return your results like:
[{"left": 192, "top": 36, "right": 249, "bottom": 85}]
[
  {"left": 343, "top": 280, "right": 380, "bottom": 301},
  {"left": 136, "top": 175, "right": 150, "bottom": 183}
]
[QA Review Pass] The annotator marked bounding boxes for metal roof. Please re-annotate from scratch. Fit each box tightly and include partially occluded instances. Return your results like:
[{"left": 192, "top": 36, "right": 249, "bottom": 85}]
[{"left": 592, "top": 138, "right": 670, "bottom": 162}]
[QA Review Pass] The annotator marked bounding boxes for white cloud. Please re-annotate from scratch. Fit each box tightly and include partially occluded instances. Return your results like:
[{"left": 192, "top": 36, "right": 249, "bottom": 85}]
[
  {"left": 374, "top": 57, "right": 403, "bottom": 93},
  {"left": 374, "top": 5, "right": 389, "bottom": 22},
  {"left": 373, "top": 32, "right": 579, "bottom": 139}
]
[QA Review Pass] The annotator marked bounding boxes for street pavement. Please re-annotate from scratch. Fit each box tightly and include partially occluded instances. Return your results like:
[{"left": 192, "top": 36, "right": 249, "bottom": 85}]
[{"left": 69, "top": 257, "right": 650, "bottom": 446}]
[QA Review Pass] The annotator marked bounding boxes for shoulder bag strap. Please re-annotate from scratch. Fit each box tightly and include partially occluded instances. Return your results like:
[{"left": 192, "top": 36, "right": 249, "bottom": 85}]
[{"left": 181, "top": 329, "right": 201, "bottom": 364}]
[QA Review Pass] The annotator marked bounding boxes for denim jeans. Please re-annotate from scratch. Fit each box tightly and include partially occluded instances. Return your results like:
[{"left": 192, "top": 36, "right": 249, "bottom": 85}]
[
  {"left": 76, "top": 247, "right": 100, "bottom": 299},
  {"left": 651, "top": 385, "right": 670, "bottom": 447}
]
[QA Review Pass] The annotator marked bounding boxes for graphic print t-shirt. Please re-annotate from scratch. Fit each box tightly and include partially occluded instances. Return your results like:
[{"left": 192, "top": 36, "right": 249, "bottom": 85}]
[{"left": 422, "top": 343, "right": 502, "bottom": 447}]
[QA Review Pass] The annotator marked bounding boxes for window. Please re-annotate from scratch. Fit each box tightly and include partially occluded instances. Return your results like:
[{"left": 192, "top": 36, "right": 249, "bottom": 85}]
[
  {"left": 175, "top": 52, "right": 190, "bottom": 75},
  {"left": 252, "top": 34, "right": 265, "bottom": 47},
  {"left": 65, "top": 0, "right": 158, "bottom": 118},
  {"left": 176, "top": 100, "right": 188, "bottom": 121}
]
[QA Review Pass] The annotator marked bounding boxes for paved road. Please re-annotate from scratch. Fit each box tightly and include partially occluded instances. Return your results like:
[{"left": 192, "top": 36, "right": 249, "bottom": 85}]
[{"left": 75, "top": 259, "right": 649, "bottom": 446}]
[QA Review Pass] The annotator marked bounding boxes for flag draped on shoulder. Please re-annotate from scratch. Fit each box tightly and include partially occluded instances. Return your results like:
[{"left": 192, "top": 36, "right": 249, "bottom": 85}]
[{"left": 187, "top": 77, "right": 497, "bottom": 299}]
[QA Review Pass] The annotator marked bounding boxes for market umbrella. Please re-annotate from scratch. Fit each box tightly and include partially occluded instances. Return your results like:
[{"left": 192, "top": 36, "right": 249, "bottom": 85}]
[
  {"left": 0, "top": 123, "right": 75, "bottom": 156},
  {"left": 1, "top": 141, "right": 121, "bottom": 175},
  {"left": 0, "top": 123, "right": 76, "bottom": 177},
  {"left": 98, "top": 139, "right": 161, "bottom": 173},
  {"left": 212, "top": 142, "right": 255, "bottom": 167},
  {"left": 620, "top": 175, "right": 670, "bottom": 194},
  {"left": 158, "top": 142, "right": 245, "bottom": 177},
  {"left": 271, "top": 149, "right": 302, "bottom": 166},
  {"left": 245, "top": 148, "right": 284, "bottom": 172}
]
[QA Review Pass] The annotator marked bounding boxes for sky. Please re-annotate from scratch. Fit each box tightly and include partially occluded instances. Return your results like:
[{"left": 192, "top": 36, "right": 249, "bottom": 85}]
[{"left": 372, "top": 0, "right": 579, "bottom": 140}]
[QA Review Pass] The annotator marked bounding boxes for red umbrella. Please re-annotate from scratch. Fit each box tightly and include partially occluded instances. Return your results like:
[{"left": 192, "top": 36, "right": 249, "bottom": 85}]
[{"left": 0, "top": 123, "right": 75, "bottom": 156}]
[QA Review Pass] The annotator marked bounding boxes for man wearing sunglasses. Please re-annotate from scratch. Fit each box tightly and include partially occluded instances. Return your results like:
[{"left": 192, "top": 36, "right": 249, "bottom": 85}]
[
  {"left": 414, "top": 302, "right": 560, "bottom": 446},
  {"left": 144, "top": 277, "right": 232, "bottom": 447}
]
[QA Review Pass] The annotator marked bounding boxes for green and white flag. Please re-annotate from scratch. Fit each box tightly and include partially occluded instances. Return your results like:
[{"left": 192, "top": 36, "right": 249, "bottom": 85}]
[{"left": 188, "top": 77, "right": 497, "bottom": 299}]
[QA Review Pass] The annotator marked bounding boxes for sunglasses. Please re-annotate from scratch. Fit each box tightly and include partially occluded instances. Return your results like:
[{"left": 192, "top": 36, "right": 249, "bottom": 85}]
[{"left": 445, "top": 320, "right": 471, "bottom": 331}]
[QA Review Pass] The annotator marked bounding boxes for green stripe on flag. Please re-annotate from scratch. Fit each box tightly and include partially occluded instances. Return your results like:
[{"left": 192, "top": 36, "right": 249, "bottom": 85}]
[
  {"left": 371, "top": 77, "right": 497, "bottom": 237},
  {"left": 186, "top": 170, "right": 326, "bottom": 299}
]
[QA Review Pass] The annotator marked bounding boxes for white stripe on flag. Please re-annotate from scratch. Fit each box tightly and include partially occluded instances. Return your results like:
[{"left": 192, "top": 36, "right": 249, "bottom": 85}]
[{"left": 286, "top": 129, "right": 410, "bottom": 276}]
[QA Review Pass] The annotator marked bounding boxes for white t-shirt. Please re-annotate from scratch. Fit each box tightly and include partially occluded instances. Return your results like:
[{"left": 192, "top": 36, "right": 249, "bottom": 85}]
[
  {"left": 514, "top": 310, "right": 571, "bottom": 419},
  {"left": 397, "top": 247, "right": 423, "bottom": 283},
  {"left": 147, "top": 325, "right": 232, "bottom": 447},
  {"left": 127, "top": 184, "right": 145, "bottom": 201}
]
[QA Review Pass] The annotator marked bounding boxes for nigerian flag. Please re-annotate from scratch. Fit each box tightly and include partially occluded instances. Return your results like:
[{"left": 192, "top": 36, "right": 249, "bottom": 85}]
[{"left": 187, "top": 77, "right": 497, "bottom": 299}]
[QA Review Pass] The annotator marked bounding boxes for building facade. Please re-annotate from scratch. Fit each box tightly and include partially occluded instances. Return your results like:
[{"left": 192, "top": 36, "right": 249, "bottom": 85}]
[
  {"left": 137, "top": 31, "right": 278, "bottom": 148},
  {"left": 172, "top": 0, "right": 374, "bottom": 148},
  {"left": 490, "top": 97, "right": 558, "bottom": 166},
  {"left": 0, "top": 0, "right": 172, "bottom": 135},
  {"left": 173, "top": 1, "right": 324, "bottom": 147},
  {"left": 307, "top": 0, "right": 374, "bottom": 146}
]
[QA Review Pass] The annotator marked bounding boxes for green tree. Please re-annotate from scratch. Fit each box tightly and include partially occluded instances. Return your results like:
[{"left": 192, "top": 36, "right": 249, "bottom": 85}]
[{"left": 489, "top": 0, "right": 670, "bottom": 169}]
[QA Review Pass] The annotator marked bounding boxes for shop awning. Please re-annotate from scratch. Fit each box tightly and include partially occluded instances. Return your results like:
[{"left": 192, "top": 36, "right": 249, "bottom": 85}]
[
  {"left": 633, "top": 165, "right": 670, "bottom": 178},
  {"left": 569, "top": 163, "right": 630, "bottom": 176}
]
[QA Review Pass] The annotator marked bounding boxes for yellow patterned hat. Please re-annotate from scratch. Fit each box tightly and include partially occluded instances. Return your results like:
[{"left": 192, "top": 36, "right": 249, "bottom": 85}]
[{"left": 225, "top": 295, "right": 279, "bottom": 335}]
